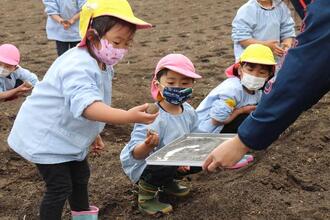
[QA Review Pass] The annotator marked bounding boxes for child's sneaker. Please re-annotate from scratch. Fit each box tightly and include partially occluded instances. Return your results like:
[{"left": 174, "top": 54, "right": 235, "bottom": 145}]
[
  {"left": 138, "top": 180, "right": 173, "bottom": 215},
  {"left": 163, "top": 180, "right": 190, "bottom": 197}
]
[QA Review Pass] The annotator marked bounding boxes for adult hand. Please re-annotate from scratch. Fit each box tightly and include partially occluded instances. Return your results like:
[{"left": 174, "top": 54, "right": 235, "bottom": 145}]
[
  {"left": 202, "top": 135, "right": 250, "bottom": 172},
  {"left": 127, "top": 103, "right": 159, "bottom": 124}
]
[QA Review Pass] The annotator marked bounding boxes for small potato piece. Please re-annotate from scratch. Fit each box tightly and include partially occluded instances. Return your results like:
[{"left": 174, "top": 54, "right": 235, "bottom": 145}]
[
  {"left": 146, "top": 103, "right": 159, "bottom": 114},
  {"left": 23, "top": 81, "right": 33, "bottom": 88}
]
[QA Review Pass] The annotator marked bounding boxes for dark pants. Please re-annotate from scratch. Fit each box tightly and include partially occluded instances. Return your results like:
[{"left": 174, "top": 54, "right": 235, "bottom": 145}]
[
  {"left": 140, "top": 165, "right": 201, "bottom": 187},
  {"left": 36, "top": 159, "right": 90, "bottom": 220},
  {"left": 55, "top": 41, "right": 80, "bottom": 56},
  {"left": 14, "top": 79, "right": 23, "bottom": 88},
  {"left": 221, "top": 113, "right": 249, "bottom": 133}
]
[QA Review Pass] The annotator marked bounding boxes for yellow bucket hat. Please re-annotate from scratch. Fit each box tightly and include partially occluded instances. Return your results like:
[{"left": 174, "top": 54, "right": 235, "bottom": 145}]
[
  {"left": 239, "top": 44, "right": 276, "bottom": 65},
  {"left": 78, "top": 0, "right": 152, "bottom": 46}
]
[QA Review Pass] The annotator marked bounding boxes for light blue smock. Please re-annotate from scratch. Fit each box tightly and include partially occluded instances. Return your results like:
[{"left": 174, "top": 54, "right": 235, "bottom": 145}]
[
  {"left": 232, "top": 0, "right": 296, "bottom": 61},
  {"left": 196, "top": 77, "right": 262, "bottom": 133},
  {"left": 120, "top": 102, "right": 201, "bottom": 183},
  {"left": 0, "top": 66, "right": 39, "bottom": 92},
  {"left": 43, "top": 0, "right": 86, "bottom": 42},
  {"left": 8, "top": 47, "right": 113, "bottom": 164}
]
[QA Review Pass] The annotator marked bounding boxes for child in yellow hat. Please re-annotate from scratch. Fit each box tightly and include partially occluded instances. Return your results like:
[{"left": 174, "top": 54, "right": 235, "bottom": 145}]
[
  {"left": 7, "top": 0, "right": 156, "bottom": 219},
  {"left": 197, "top": 44, "right": 276, "bottom": 133},
  {"left": 196, "top": 44, "right": 276, "bottom": 166}
]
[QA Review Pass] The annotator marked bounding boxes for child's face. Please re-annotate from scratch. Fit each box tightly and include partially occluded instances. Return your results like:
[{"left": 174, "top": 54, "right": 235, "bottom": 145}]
[
  {"left": 239, "top": 63, "right": 271, "bottom": 79},
  {"left": 100, "top": 24, "right": 134, "bottom": 50},
  {"left": 0, "top": 61, "right": 16, "bottom": 72},
  {"left": 157, "top": 70, "right": 194, "bottom": 91}
]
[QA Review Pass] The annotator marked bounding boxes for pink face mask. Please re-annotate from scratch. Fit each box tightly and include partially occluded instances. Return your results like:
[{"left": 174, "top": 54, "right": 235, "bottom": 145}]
[{"left": 92, "top": 39, "right": 128, "bottom": 66}]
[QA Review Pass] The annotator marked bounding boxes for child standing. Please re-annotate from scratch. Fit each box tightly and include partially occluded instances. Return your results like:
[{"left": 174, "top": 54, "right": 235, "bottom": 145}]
[
  {"left": 232, "top": 0, "right": 296, "bottom": 65},
  {"left": 8, "top": 0, "right": 156, "bottom": 219},
  {"left": 0, "top": 44, "right": 39, "bottom": 102},
  {"left": 120, "top": 54, "right": 202, "bottom": 215},
  {"left": 43, "top": 0, "right": 86, "bottom": 56},
  {"left": 196, "top": 44, "right": 276, "bottom": 166}
]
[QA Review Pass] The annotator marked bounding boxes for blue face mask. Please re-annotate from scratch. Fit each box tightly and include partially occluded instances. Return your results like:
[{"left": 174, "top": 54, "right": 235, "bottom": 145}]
[{"left": 161, "top": 86, "right": 193, "bottom": 105}]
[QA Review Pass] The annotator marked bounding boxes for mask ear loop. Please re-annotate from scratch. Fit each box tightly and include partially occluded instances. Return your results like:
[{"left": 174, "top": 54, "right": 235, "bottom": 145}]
[
  {"left": 155, "top": 80, "right": 165, "bottom": 101},
  {"left": 88, "top": 18, "right": 101, "bottom": 41}
]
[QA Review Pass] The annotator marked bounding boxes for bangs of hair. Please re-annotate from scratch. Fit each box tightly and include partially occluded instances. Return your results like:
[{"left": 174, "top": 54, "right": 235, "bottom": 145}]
[
  {"left": 156, "top": 68, "right": 169, "bottom": 81},
  {"left": 241, "top": 62, "right": 274, "bottom": 74},
  {"left": 91, "top": 16, "right": 137, "bottom": 39}
]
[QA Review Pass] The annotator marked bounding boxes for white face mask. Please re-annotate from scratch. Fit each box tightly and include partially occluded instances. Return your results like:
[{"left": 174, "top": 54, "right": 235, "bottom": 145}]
[
  {"left": 0, "top": 66, "right": 11, "bottom": 78},
  {"left": 241, "top": 71, "right": 267, "bottom": 91}
]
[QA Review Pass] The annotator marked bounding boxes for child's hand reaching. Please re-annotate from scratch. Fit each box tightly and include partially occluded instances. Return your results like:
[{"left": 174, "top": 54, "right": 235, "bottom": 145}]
[
  {"left": 217, "top": 105, "right": 256, "bottom": 125},
  {"left": 177, "top": 166, "right": 190, "bottom": 173},
  {"left": 91, "top": 135, "right": 105, "bottom": 156},
  {"left": 264, "top": 40, "right": 285, "bottom": 57},
  {"left": 132, "top": 129, "right": 159, "bottom": 159},
  {"left": 15, "top": 81, "right": 33, "bottom": 97},
  {"left": 127, "top": 103, "right": 159, "bottom": 124},
  {"left": 144, "top": 129, "right": 159, "bottom": 149}
]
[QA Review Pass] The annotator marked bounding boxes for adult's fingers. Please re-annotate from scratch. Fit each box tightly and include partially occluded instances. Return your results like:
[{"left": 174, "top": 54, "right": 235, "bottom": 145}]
[
  {"left": 206, "top": 161, "right": 222, "bottom": 173},
  {"left": 202, "top": 154, "right": 214, "bottom": 171}
]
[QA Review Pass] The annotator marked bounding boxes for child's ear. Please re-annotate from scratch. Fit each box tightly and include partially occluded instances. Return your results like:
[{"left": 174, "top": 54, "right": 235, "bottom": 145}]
[
  {"left": 152, "top": 79, "right": 160, "bottom": 89},
  {"left": 86, "top": 29, "right": 101, "bottom": 49},
  {"left": 237, "top": 65, "right": 243, "bottom": 76}
]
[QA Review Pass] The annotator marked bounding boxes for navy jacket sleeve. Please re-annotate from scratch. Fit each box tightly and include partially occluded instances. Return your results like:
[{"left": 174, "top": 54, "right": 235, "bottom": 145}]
[{"left": 238, "top": 0, "right": 330, "bottom": 150}]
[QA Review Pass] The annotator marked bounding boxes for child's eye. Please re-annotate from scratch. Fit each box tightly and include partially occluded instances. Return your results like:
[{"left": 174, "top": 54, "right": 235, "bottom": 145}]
[{"left": 113, "top": 41, "right": 120, "bottom": 45}]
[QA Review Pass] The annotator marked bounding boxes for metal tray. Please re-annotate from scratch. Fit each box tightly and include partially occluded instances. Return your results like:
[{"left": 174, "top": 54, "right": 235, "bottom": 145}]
[{"left": 145, "top": 133, "right": 236, "bottom": 167}]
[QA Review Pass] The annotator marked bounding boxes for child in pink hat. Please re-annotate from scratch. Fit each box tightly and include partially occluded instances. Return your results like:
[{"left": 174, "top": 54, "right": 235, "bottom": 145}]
[
  {"left": 0, "top": 44, "right": 39, "bottom": 102},
  {"left": 120, "top": 54, "right": 203, "bottom": 215}
]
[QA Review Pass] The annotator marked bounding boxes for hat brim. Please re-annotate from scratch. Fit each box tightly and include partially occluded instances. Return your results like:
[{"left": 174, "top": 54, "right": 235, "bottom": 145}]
[
  {"left": 78, "top": 14, "right": 152, "bottom": 47},
  {"left": 162, "top": 65, "right": 202, "bottom": 79},
  {"left": 0, "top": 56, "right": 18, "bottom": 66},
  {"left": 240, "top": 58, "right": 276, "bottom": 65}
]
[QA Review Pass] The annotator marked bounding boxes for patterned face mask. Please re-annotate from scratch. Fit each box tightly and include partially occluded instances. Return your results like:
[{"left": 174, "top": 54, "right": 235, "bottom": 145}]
[
  {"left": 92, "top": 38, "right": 128, "bottom": 66},
  {"left": 160, "top": 85, "right": 193, "bottom": 105}
]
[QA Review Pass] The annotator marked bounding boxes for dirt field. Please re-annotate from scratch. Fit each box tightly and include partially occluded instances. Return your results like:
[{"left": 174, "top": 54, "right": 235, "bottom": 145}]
[{"left": 0, "top": 0, "right": 329, "bottom": 219}]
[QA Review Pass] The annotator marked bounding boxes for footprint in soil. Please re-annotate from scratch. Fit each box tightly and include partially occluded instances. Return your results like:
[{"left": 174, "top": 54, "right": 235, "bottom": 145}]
[
  {"left": 178, "top": 32, "right": 190, "bottom": 38},
  {"left": 286, "top": 171, "right": 326, "bottom": 192},
  {"left": 139, "top": 40, "right": 151, "bottom": 47},
  {"left": 158, "top": 36, "right": 171, "bottom": 42},
  {"left": 191, "top": 15, "right": 199, "bottom": 20},
  {"left": 212, "top": 25, "right": 221, "bottom": 30}
]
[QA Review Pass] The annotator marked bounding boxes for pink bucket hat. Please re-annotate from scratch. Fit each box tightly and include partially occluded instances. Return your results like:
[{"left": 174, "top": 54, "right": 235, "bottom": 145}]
[
  {"left": 151, "top": 54, "right": 202, "bottom": 101},
  {"left": 0, "top": 44, "right": 20, "bottom": 66}
]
